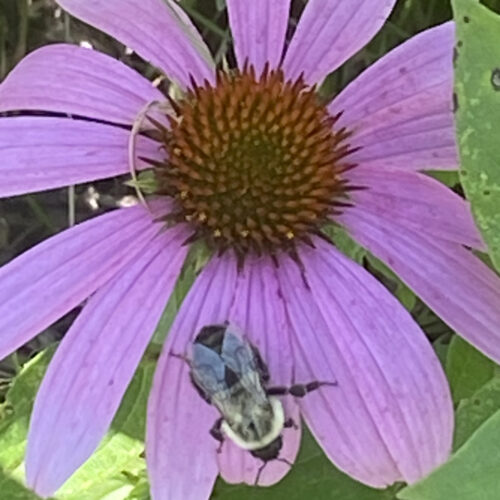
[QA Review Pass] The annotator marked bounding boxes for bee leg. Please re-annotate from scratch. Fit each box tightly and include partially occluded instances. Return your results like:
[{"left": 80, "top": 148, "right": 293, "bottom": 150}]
[
  {"left": 254, "top": 462, "right": 267, "bottom": 486},
  {"left": 254, "top": 457, "right": 292, "bottom": 486},
  {"left": 209, "top": 417, "right": 225, "bottom": 453},
  {"left": 284, "top": 418, "right": 298, "bottom": 430},
  {"left": 289, "top": 380, "right": 337, "bottom": 397},
  {"left": 267, "top": 380, "right": 337, "bottom": 398},
  {"left": 169, "top": 351, "right": 190, "bottom": 364},
  {"left": 265, "top": 386, "right": 288, "bottom": 396}
]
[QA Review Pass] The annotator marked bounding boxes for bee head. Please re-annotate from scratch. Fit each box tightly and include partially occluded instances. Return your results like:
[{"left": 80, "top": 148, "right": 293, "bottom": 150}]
[{"left": 250, "top": 435, "right": 283, "bottom": 462}]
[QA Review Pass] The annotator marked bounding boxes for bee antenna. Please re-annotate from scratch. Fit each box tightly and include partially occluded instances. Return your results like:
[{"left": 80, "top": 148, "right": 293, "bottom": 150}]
[{"left": 169, "top": 351, "right": 190, "bottom": 366}]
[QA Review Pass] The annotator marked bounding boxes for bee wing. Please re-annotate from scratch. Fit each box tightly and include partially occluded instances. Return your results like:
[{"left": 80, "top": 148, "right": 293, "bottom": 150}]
[
  {"left": 221, "top": 331, "right": 267, "bottom": 399},
  {"left": 191, "top": 342, "right": 249, "bottom": 417},
  {"left": 221, "top": 331, "right": 258, "bottom": 375},
  {"left": 190, "top": 343, "right": 228, "bottom": 396}
]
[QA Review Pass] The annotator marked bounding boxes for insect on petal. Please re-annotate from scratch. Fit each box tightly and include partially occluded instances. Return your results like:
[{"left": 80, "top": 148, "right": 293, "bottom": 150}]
[
  {"left": 147, "top": 254, "right": 239, "bottom": 500},
  {"left": 218, "top": 257, "right": 301, "bottom": 486}
]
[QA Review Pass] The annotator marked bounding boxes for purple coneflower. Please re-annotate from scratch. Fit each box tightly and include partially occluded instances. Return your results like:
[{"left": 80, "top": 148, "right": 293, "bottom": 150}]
[{"left": 0, "top": 0, "right": 499, "bottom": 498}]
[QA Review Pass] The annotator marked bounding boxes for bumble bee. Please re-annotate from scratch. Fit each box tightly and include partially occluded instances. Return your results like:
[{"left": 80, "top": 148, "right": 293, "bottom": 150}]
[{"left": 179, "top": 322, "right": 336, "bottom": 484}]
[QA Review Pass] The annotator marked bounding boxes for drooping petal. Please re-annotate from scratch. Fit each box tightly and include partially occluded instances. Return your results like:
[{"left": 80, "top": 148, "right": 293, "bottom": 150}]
[
  {"left": 0, "top": 203, "right": 166, "bottom": 361},
  {"left": 283, "top": 0, "right": 397, "bottom": 84},
  {"left": 341, "top": 209, "right": 500, "bottom": 364},
  {"left": 277, "top": 241, "right": 453, "bottom": 487},
  {"left": 218, "top": 257, "right": 300, "bottom": 486},
  {"left": 56, "top": 0, "right": 214, "bottom": 87},
  {"left": 344, "top": 167, "right": 485, "bottom": 250},
  {"left": 226, "top": 0, "right": 291, "bottom": 75},
  {"left": 0, "top": 45, "right": 164, "bottom": 123},
  {"left": 330, "top": 22, "right": 457, "bottom": 171},
  {"left": 0, "top": 117, "right": 161, "bottom": 197},
  {"left": 26, "top": 225, "right": 188, "bottom": 498},
  {"left": 147, "top": 255, "right": 239, "bottom": 500}
]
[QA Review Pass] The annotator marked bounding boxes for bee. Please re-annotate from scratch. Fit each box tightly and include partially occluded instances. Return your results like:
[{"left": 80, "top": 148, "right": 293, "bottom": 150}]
[{"left": 176, "top": 322, "right": 336, "bottom": 484}]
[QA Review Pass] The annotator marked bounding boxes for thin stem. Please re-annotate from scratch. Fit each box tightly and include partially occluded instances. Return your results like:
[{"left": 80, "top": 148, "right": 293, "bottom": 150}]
[
  {"left": 63, "top": 12, "right": 76, "bottom": 227},
  {"left": 13, "top": 0, "right": 29, "bottom": 64},
  {"left": 68, "top": 185, "right": 76, "bottom": 227},
  {"left": 181, "top": 3, "right": 227, "bottom": 38}
]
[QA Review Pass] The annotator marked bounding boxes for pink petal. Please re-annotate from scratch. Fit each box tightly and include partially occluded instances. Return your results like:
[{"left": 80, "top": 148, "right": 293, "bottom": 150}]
[
  {"left": 0, "top": 44, "right": 164, "bottom": 123},
  {"left": 26, "top": 225, "right": 188, "bottom": 497},
  {"left": 341, "top": 208, "right": 500, "bottom": 364},
  {"left": 226, "top": 0, "right": 291, "bottom": 75},
  {"left": 283, "top": 0, "right": 397, "bottom": 84},
  {"left": 345, "top": 167, "right": 485, "bottom": 250},
  {"left": 0, "top": 117, "right": 161, "bottom": 197},
  {"left": 146, "top": 255, "right": 239, "bottom": 500},
  {"left": 218, "top": 257, "right": 300, "bottom": 486},
  {"left": 330, "top": 22, "right": 457, "bottom": 171},
  {"left": 56, "top": 0, "right": 214, "bottom": 87},
  {"left": 277, "top": 241, "right": 453, "bottom": 487},
  {"left": 0, "top": 203, "right": 165, "bottom": 361}
]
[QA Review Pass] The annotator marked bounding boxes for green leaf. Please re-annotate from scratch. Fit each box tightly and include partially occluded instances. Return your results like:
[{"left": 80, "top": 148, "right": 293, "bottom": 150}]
[
  {"left": 454, "top": 375, "right": 500, "bottom": 450},
  {"left": 212, "top": 428, "right": 399, "bottom": 500},
  {"left": 0, "top": 348, "right": 155, "bottom": 500},
  {"left": 56, "top": 360, "right": 155, "bottom": 499},
  {"left": 425, "top": 170, "right": 460, "bottom": 188},
  {"left": 432, "top": 335, "right": 450, "bottom": 368},
  {"left": 124, "top": 171, "right": 158, "bottom": 195},
  {"left": 445, "top": 336, "right": 495, "bottom": 404},
  {"left": 323, "top": 225, "right": 367, "bottom": 264},
  {"left": 397, "top": 409, "right": 500, "bottom": 500},
  {"left": 125, "top": 477, "right": 150, "bottom": 500},
  {"left": 0, "top": 348, "right": 54, "bottom": 473},
  {"left": 454, "top": 0, "right": 500, "bottom": 271},
  {"left": 0, "top": 469, "right": 39, "bottom": 500}
]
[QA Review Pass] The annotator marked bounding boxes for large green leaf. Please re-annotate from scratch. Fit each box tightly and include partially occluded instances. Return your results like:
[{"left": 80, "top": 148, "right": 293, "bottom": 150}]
[
  {"left": 55, "top": 361, "right": 155, "bottom": 500},
  {"left": 0, "top": 469, "right": 38, "bottom": 500},
  {"left": 398, "top": 409, "right": 500, "bottom": 500},
  {"left": 0, "top": 348, "right": 155, "bottom": 500},
  {"left": 100, "top": 427, "right": 401, "bottom": 500},
  {"left": 0, "top": 349, "right": 54, "bottom": 473},
  {"left": 445, "top": 335, "right": 495, "bottom": 404},
  {"left": 212, "top": 429, "right": 399, "bottom": 500},
  {"left": 454, "top": 0, "right": 500, "bottom": 271},
  {"left": 454, "top": 375, "right": 500, "bottom": 450}
]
